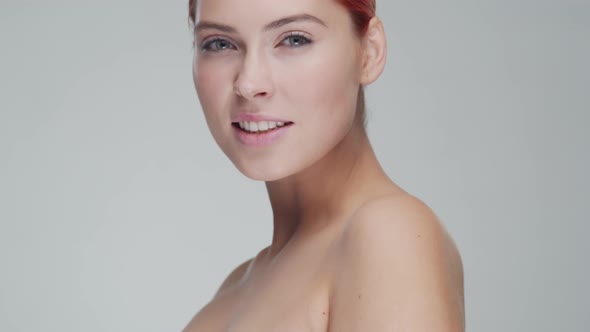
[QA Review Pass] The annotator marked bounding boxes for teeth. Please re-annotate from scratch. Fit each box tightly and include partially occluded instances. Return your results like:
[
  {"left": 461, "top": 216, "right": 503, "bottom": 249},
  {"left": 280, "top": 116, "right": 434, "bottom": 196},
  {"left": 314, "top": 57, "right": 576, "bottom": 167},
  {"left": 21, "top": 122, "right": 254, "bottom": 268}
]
[
  {"left": 249, "top": 122, "right": 259, "bottom": 132},
  {"left": 238, "top": 121, "right": 289, "bottom": 133}
]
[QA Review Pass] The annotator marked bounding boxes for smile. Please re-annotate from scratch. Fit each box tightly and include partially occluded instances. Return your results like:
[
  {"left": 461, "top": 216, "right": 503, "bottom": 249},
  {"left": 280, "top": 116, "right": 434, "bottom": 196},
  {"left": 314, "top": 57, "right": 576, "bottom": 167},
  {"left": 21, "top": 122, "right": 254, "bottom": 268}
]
[
  {"left": 232, "top": 121, "right": 294, "bottom": 146},
  {"left": 233, "top": 121, "right": 293, "bottom": 133}
]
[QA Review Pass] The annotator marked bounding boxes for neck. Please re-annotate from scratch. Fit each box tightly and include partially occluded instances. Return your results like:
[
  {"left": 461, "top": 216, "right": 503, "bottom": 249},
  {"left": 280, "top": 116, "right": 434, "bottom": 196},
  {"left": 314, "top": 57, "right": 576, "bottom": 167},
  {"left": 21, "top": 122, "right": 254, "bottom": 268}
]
[{"left": 263, "top": 124, "right": 401, "bottom": 259}]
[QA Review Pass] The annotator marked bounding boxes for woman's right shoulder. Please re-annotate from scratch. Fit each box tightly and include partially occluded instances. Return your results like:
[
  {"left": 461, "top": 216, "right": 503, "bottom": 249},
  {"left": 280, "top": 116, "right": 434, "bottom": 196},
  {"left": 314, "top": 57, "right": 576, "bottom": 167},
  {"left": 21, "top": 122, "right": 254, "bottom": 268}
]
[
  {"left": 214, "top": 245, "right": 272, "bottom": 297},
  {"left": 214, "top": 257, "right": 256, "bottom": 298}
]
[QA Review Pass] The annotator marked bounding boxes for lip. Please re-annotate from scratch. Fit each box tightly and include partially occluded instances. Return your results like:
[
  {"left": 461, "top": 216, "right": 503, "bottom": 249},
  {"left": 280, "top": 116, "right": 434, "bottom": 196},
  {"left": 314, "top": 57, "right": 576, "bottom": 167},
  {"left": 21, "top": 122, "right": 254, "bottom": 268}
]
[
  {"left": 231, "top": 113, "right": 292, "bottom": 123},
  {"left": 232, "top": 122, "right": 293, "bottom": 147}
]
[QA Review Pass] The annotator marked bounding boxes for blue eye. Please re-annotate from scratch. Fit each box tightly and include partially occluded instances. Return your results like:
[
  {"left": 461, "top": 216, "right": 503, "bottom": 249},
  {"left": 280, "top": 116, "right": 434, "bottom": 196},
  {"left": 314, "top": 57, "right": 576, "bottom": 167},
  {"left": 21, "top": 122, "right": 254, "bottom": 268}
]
[
  {"left": 201, "top": 38, "right": 236, "bottom": 52},
  {"left": 280, "top": 33, "right": 312, "bottom": 48}
]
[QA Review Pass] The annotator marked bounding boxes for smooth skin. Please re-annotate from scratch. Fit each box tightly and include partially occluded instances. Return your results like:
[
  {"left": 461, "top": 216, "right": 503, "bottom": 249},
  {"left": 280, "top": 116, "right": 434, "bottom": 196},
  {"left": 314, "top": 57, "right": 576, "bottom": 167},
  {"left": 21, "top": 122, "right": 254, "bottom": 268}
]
[{"left": 184, "top": 0, "right": 464, "bottom": 331}]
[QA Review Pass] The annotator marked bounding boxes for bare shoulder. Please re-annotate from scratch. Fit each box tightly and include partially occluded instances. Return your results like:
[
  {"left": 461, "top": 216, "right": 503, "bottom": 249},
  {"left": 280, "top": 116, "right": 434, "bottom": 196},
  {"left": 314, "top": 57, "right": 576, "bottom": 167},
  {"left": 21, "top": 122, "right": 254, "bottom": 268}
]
[
  {"left": 343, "top": 193, "right": 462, "bottom": 266},
  {"left": 214, "top": 257, "right": 255, "bottom": 297},
  {"left": 329, "top": 193, "right": 465, "bottom": 331}
]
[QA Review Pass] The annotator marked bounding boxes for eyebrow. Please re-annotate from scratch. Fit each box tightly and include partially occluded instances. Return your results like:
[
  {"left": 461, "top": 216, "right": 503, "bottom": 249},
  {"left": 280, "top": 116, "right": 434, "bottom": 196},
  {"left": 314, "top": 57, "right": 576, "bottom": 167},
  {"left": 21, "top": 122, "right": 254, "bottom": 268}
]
[
  {"left": 263, "top": 14, "right": 327, "bottom": 32},
  {"left": 194, "top": 14, "right": 327, "bottom": 35}
]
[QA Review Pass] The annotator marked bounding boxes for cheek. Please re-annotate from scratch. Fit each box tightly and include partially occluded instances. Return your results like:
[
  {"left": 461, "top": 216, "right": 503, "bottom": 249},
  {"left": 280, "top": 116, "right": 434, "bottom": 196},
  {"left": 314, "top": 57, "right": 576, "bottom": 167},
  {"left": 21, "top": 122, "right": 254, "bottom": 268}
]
[
  {"left": 267, "top": 45, "right": 360, "bottom": 174},
  {"left": 192, "top": 56, "right": 243, "bottom": 162},
  {"left": 281, "top": 44, "right": 360, "bottom": 133},
  {"left": 194, "top": 58, "right": 227, "bottom": 111},
  {"left": 193, "top": 57, "right": 236, "bottom": 129}
]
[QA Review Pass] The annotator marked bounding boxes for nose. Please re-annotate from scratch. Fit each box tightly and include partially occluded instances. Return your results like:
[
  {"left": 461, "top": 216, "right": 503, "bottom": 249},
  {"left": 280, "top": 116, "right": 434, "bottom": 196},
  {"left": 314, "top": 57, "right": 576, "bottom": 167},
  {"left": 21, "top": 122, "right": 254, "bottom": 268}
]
[{"left": 233, "top": 50, "right": 274, "bottom": 100}]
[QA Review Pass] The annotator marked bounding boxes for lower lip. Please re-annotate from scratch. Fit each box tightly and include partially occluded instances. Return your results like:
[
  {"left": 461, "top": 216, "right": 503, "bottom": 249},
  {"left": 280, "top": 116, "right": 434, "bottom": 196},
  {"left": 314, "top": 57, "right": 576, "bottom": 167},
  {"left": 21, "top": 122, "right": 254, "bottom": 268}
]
[{"left": 233, "top": 124, "right": 292, "bottom": 147}]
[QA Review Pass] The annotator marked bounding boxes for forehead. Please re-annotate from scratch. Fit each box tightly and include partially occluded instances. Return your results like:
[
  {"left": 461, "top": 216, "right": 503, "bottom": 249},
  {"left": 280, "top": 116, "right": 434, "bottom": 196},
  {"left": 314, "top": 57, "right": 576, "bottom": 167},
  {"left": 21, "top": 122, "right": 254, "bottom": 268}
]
[{"left": 195, "top": 0, "right": 348, "bottom": 28}]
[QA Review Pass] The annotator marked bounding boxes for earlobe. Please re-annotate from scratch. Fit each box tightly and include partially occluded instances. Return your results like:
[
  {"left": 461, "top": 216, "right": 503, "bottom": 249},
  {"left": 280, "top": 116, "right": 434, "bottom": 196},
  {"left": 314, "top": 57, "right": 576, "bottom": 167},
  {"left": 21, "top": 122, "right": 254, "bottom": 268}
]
[{"left": 361, "top": 17, "right": 387, "bottom": 85}]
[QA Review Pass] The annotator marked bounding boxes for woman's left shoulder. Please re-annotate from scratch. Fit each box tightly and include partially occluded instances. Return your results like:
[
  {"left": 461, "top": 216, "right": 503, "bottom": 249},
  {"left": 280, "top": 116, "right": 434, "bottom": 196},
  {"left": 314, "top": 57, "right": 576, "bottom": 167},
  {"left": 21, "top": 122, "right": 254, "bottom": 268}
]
[
  {"left": 343, "top": 193, "right": 460, "bottom": 260},
  {"left": 328, "top": 193, "right": 465, "bottom": 331}
]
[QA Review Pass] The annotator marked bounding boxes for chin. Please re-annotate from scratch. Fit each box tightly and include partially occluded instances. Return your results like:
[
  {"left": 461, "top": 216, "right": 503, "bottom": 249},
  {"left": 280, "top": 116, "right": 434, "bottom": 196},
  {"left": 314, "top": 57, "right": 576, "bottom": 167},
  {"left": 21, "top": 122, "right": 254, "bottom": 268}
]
[
  {"left": 235, "top": 163, "right": 292, "bottom": 182},
  {"left": 228, "top": 155, "right": 303, "bottom": 182}
]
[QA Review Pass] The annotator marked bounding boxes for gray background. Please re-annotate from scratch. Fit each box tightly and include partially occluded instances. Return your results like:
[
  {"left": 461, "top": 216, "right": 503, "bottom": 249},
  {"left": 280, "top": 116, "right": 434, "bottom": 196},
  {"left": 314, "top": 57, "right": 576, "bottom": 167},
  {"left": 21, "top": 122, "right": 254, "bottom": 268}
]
[{"left": 1, "top": 0, "right": 588, "bottom": 331}]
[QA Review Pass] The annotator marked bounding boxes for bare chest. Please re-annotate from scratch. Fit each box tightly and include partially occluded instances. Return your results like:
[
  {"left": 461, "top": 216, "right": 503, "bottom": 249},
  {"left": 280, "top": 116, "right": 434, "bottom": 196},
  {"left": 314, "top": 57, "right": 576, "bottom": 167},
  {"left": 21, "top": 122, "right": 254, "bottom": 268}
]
[
  {"left": 186, "top": 239, "right": 339, "bottom": 332},
  {"left": 226, "top": 276, "right": 329, "bottom": 332}
]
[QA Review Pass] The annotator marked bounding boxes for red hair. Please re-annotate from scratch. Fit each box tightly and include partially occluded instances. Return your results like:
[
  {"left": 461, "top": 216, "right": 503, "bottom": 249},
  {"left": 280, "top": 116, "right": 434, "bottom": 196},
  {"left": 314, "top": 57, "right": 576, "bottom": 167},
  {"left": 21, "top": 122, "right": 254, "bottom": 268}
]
[
  {"left": 188, "top": 0, "right": 376, "bottom": 35},
  {"left": 338, "top": 0, "right": 376, "bottom": 34}
]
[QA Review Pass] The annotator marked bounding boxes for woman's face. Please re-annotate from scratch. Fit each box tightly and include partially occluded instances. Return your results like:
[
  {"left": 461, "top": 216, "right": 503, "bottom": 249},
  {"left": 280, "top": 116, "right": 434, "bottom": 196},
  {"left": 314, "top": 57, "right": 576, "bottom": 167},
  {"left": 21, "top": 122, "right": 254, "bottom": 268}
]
[{"left": 193, "top": 0, "right": 364, "bottom": 181}]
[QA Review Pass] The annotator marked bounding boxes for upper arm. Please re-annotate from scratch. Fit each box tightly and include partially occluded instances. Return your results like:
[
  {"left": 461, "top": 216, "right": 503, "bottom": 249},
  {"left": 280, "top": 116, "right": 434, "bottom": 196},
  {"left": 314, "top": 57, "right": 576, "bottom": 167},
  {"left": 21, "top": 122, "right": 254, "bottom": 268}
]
[{"left": 329, "top": 195, "right": 465, "bottom": 332}]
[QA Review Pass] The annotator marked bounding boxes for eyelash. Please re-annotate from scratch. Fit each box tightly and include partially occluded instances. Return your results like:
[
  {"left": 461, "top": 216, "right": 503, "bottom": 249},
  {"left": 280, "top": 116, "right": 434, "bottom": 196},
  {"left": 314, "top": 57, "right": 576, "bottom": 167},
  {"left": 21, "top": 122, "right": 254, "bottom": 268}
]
[
  {"left": 200, "top": 32, "right": 313, "bottom": 53},
  {"left": 200, "top": 38, "right": 235, "bottom": 53},
  {"left": 280, "top": 32, "right": 313, "bottom": 47}
]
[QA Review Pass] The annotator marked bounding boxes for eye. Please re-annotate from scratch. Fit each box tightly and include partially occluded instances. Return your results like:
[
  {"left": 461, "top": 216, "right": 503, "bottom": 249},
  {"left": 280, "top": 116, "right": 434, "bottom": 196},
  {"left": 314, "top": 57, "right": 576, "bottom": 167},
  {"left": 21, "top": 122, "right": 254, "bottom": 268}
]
[
  {"left": 201, "top": 38, "right": 236, "bottom": 52},
  {"left": 279, "top": 32, "right": 312, "bottom": 48}
]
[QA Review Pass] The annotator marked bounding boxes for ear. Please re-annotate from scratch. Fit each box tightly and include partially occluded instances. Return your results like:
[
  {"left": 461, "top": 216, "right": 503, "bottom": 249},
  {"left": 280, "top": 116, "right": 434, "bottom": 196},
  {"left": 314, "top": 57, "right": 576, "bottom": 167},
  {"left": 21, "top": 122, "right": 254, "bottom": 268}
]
[{"left": 360, "top": 16, "right": 387, "bottom": 85}]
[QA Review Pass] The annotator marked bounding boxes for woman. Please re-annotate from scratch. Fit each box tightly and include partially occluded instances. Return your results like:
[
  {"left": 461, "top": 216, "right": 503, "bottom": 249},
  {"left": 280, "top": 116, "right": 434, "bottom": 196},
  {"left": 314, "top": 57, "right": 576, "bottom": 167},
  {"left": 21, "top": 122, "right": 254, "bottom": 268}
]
[{"left": 184, "top": 0, "right": 465, "bottom": 331}]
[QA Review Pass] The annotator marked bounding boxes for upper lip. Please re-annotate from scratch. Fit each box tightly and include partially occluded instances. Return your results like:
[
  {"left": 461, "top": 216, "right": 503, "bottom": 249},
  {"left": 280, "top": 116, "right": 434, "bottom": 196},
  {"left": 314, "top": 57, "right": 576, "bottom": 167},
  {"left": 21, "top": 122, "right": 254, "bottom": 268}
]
[{"left": 231, "top": 113, "right": 292, "bottom": 123}]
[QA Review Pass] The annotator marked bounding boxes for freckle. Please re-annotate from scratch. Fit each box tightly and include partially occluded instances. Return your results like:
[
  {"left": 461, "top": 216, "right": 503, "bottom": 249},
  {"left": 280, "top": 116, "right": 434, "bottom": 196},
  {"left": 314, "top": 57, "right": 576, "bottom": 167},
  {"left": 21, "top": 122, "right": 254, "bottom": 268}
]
[
  {"left": 322, "top": 311, "right": 326, "bottom": 315},
  {"left": 358, "top": 294, "right": 362, "bottom": 299}
]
